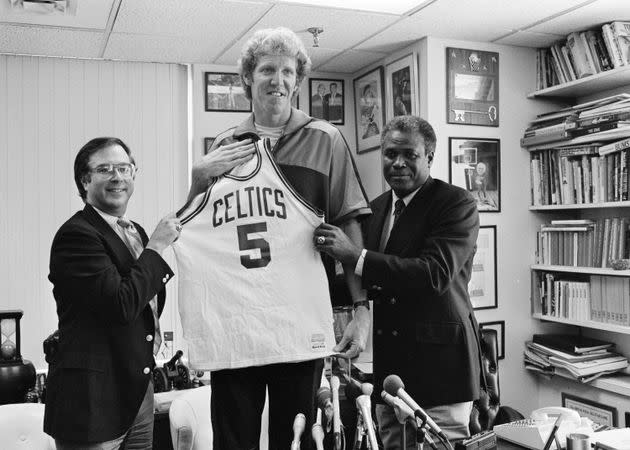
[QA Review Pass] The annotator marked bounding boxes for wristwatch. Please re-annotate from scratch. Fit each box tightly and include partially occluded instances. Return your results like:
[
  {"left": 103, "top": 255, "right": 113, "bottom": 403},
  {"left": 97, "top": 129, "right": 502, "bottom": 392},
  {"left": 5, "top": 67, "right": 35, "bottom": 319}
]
[{"left": 353, "top": 300, "right": 370, "bottom": 310}]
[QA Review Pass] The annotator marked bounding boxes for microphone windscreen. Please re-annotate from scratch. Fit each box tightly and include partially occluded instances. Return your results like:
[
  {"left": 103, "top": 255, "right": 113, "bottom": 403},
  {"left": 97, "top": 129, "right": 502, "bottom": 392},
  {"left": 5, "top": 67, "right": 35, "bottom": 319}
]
[
  {"left": 316, "top": 386, "right": 332, "bottom": 409},
  {"left": 344, "top": 380, "right": 363, "bottom": 401},
  {"left": 383, "top": 374, "right": 404, "bottom": 395}
]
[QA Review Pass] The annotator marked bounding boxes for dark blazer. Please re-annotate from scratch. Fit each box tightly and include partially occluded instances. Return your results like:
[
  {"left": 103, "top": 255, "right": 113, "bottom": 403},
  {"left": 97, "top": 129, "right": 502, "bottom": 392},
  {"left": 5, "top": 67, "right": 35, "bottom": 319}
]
[
  {"left": 363, "top": 177, "right": 482, "bottom": 407},
  {"left": 44, "top": 204, "right": 173, "bottom": 443}
]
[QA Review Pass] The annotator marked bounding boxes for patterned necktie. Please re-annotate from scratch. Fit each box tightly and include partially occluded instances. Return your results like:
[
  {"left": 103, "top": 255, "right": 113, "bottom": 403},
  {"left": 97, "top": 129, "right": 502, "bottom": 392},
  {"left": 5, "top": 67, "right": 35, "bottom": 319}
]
[
  {"left": 393, "top": 199, "right": 405, "bottom": 225},
  {"left": 117, "top": 217, "right": 162, "bottom": 356}
]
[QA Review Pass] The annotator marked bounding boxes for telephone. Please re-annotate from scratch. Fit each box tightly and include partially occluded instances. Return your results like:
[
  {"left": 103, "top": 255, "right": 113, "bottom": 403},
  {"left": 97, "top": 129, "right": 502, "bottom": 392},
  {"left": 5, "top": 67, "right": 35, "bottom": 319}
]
[{"left": 493, "top": 407, "right": 596, "bottom": 449}]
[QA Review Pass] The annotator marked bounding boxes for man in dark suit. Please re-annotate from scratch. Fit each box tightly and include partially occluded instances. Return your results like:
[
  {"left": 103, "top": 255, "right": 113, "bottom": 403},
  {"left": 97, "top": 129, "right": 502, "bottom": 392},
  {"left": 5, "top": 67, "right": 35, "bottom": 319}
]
[
  {"left": 44, "top": 137, "right": 181, "bottom": 449},
  {"left": 314, "top": 116, "right": 482, "bottom": 448}
]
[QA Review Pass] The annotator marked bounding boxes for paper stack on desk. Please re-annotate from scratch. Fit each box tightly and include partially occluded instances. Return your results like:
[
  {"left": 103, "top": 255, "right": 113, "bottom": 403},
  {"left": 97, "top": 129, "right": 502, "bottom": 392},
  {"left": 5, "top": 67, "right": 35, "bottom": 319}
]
[{"left": 592, "top": 428, "right": 630, "bottom": 449}]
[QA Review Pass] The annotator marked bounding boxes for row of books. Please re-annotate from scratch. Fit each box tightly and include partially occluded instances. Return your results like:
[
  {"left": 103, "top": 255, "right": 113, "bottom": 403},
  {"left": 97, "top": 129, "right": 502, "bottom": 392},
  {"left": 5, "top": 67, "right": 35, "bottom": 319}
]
[
  {"left": 536, "top": 21, "right": 630, "bottom": 90},
  {"left": 524, "top": 334, "right": 627, "bottom": 383},
  {"left": 537, "top": 272, "right": 630, "bottom": 326},
  {"left": 536, "top": 218, "right": 629, "bottom": 268},
  {"left": 522, "top": 94, "right": 630, "bottom": 148},
  {"left": 530, "top": 144, "right": 630, "bottom": 206}
]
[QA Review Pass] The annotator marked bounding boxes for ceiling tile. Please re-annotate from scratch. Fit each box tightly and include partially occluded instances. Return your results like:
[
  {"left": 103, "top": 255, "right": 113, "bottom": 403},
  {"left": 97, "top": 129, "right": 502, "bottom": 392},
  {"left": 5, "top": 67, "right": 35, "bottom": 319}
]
[
  {"left": 318, "top": 49, "right": 387, "bottom": 74},
  {"left": 104, "top": 33, "right": 220, "bottom": 64},
  {"left": 0, "top": 24, "right": 104, "bottom": 58},
  {"left": 0, "top": 0, "right": 115, "bottom": 30},
  {"left": 494, "top": 30, "right": 565, "bottom": 48},
  {"left": 113, "top": 0, "right": 270, "bottom": 40},
  {"left": 526, "top": 0, "right": 630, "bottom": 36}
]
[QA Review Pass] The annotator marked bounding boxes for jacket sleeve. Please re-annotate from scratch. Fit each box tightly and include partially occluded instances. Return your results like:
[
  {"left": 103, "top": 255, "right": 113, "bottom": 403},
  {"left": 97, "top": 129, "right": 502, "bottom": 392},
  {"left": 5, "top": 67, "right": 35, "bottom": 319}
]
[
  {"left": 362, "top": 191, "right": 479, "bottom": 297},
  {"left": 49, "top": 223, "right": 173, "bottom": 325}
]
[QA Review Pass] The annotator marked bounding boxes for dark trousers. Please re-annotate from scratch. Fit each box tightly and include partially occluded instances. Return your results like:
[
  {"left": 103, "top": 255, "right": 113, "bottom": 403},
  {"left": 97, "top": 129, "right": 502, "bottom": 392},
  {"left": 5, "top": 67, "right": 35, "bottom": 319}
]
[{"left": 211, "top": 358, "right": 324, "bottom": 450}]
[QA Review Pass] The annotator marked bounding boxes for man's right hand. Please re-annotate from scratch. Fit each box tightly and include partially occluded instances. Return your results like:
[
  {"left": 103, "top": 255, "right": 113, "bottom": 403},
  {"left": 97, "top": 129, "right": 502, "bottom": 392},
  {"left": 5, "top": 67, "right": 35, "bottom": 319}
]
[
  {"left": 146, "top": 213, "right": 181, "bottom": 254},
  {"left": 188, "top": 139, "right": 256, "bottom": 200}
]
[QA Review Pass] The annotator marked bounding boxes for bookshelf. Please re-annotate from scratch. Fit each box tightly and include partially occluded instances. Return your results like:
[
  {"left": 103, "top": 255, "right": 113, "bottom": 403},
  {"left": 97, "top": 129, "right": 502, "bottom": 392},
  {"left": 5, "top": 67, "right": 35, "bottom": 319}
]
[
  {"left": 525, "top": 66, "right": 630, "bottom": 379},
  {"left": 544, "top": 370, "right": 630, "bottom": 397},
  {"left": 528, "top": 65, "right": 630, "bottom": 99}
]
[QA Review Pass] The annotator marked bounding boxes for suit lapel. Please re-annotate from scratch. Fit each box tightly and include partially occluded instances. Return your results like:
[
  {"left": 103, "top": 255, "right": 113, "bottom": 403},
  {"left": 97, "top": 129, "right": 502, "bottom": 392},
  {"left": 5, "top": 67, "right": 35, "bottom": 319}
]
[
  {"left": 366, "top": 192, "right": 391, "bottom": 252},
  {"left": 385, "top": 177, "right": 435, "bottom": 254},
  {"left": 82, "top": 204, "right": 136, "bottom": 265}
]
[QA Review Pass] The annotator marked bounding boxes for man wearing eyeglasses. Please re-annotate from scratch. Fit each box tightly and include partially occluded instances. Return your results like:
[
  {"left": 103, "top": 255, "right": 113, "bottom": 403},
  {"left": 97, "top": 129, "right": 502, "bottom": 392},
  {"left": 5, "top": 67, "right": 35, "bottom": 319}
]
[{"left": 44, "top": 137, "right": 181, "bottom": 450}]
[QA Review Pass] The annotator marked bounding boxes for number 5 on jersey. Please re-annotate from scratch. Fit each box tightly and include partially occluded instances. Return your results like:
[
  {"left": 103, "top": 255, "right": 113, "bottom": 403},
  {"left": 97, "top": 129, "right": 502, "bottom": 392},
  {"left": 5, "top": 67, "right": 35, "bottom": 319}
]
[{"left": 237, "top": 222, "right": 271, "bottom": 269}]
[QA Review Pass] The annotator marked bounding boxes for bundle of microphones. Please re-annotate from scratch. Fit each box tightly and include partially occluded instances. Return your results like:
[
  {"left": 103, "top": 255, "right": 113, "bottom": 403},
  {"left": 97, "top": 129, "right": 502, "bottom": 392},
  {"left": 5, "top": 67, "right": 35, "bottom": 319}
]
[{"left": 288, "top": 373, "right": 454, "bottom": 450}]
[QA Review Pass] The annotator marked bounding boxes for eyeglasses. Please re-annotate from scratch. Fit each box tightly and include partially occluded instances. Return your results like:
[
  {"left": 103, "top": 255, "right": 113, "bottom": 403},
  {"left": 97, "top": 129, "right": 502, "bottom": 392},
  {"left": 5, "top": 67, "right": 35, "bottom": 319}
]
[{"left": 89, "top": 163, "right": 136, "bottom": 178}]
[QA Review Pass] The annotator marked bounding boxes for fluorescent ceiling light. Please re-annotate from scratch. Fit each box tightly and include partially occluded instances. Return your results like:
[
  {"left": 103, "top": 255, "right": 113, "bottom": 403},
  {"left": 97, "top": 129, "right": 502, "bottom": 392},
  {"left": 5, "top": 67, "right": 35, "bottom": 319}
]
[{"left": 279, "top": 0, "right": 427, "bottom": 15}]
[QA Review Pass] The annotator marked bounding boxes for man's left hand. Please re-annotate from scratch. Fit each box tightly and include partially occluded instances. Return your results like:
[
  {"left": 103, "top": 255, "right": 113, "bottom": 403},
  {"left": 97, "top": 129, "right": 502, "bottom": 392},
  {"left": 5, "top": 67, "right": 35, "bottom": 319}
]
[
  {"left": 313, "top": 223, "right": 362, "bottom": 267},
  {"left": 333, "top": 306, "right": 370, "bottom": 359}
]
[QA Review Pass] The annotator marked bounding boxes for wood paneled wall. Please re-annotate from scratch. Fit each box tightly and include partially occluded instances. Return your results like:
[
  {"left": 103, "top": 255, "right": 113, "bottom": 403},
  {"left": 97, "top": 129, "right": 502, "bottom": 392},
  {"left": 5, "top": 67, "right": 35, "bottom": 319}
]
[{"left": 0, "top": 55, "right": 188, "bottom": 369}]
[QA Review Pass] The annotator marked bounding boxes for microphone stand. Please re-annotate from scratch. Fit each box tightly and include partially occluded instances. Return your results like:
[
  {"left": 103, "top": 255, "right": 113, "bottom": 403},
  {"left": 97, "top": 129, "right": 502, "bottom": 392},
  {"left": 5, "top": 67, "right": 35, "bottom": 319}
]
[
  {"left": 415, "top": 416, "right": 426, "bottom": 450},
  {"left": 353, "top": 411, "right": 366, "bottom": 450}
]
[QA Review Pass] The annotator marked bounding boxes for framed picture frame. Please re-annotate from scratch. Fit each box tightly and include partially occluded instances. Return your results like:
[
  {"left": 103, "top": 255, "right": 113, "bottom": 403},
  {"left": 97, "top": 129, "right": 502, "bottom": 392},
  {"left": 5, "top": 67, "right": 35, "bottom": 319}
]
[
  {"left": 479, "top": 321, "right": 505, "bottom": 359},
  {"left": 469, "top": 225, "right": 497, "bottom": 310},
  {"left": 204, "top": 72, "right": 251, "bottom": 112},
  {"left": 204, "top": 137, "right": 216, "bottom": 155},
  {"left": 562, "top": 393, "right": 618, "bottom": 427},
  {"left": 309, "top": 78, "right": 344, "bottom": 124},
  {"left": 354, "top": 66, "right": 385, "bottom": 154},
  {"left": 446, "top": 47, "right": 499, "bottom": 126},
  {"left": 449, "top": 137, "right": 501, "bottom": 212},
  {"left": 385, "top": 53, "right": 418, "bottom": 121}
]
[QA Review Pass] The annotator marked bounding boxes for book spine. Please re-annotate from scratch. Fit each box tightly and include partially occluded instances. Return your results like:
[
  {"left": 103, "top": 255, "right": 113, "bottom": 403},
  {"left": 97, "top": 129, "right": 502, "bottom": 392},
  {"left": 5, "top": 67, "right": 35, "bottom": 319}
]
[
  {"left": 571, "top": 121, "right": 630, "bottom": 137},
  {"left": 611, "top": 22, "right": 630, "bottom": 65},
  {"left": 579, "top": 31, "right": 599, "bottom": 74},
  {"left": 567, "top": 32, "right": 595, "bottom": 78},
  {"left": 599, "top": 137, "right": 630, "bottom": 156},
  {"left": 602, "top": 24, "right": 624, "bottom": 68}
]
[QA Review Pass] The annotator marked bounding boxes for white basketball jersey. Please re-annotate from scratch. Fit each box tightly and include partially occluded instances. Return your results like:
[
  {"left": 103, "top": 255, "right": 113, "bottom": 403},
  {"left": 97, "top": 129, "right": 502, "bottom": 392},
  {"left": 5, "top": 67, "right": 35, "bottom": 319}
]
[{"left": 173, "top": 138, "right": 335, "bottom": 370}]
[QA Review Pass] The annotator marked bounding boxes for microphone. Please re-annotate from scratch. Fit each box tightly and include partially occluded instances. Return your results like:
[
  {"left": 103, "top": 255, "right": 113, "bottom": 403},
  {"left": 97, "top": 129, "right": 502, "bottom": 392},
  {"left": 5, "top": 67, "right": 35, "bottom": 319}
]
[
  {"left": 330, "top": 375, "right": 342, "bottom": 450},
  {"left": 342, "top": 373, "right": 374, "bottom": 396},
  {"left": 356, "top": 394, "right": 379, "bottom": 450},
  {"left": 383, "top": 374, "right": 448, "bottom": 442},
  {"left": 290, "top": 413, "right": 306, "bottom": 450},
  {"left": 381, "top": 391, "right": 415, "bottom": 424},
  {"left": 312, "top": 408, "right": 325, "bottom": 450},
  {"left": 316, "top": 386, "right": 333, "bottom": 431}
]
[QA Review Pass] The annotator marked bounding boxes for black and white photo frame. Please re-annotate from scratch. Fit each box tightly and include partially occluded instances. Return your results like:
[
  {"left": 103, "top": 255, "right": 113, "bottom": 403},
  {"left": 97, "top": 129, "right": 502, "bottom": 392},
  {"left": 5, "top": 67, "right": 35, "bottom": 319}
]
[{"left": 449, "top": 137, "right": 501, "bottom": 212}]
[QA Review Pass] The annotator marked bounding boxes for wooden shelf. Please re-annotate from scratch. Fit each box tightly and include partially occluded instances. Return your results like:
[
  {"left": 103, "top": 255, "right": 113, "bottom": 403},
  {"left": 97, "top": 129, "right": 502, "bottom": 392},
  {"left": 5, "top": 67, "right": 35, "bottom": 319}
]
[
  {"left": 534, "top": 370, "right": 630, "bottom": 397},
  {"left": 523, "top": 128, "right": 630, "bottom": 151},
  {"left": 531, "top": 264, "right": 630, "bottom": 276},
  {"left": 533, "top": 312, "right": 630, "bottom": 334},
  {"left": 529, "top": 201, "right": 630, "bottom": 210},
  {"left": 527, "top": 66, "right": 630, "bottom": 99}
]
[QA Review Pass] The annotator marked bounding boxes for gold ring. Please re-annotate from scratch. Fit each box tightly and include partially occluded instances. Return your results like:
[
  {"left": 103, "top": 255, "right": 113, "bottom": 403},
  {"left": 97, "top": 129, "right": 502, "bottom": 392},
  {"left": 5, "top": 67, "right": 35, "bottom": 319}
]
[
  {"left": 176, "top": 224, "right": 182, "bottom": 232},
  {"left": 317, "top": 236, "right": 325, "bottom": 245}
]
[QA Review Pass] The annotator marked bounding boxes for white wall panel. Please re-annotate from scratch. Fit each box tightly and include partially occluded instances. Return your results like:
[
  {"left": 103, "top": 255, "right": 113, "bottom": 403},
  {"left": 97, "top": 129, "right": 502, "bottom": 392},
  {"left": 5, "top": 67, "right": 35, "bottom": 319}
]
[{"left": 0, "top": 55, "right": 188, "bottom": 370}]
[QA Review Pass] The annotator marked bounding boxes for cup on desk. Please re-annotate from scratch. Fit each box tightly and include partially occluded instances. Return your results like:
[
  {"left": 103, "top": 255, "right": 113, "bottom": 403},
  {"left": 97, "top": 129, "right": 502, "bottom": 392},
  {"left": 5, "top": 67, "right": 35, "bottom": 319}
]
[{"left": 566, "top": 433, "right": 590, "bottom": 450}]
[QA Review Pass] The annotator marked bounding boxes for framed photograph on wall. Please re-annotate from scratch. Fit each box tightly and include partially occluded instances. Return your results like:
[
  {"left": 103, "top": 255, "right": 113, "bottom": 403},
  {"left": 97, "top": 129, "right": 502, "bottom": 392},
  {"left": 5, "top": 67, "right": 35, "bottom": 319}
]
[
  {"left": 449, "top": 137, "right": 501, "bottom": 212},
  {"left": 446, "top": 47, "right": 499, "bottom": 126},
  {"left": 309, "top": 78, "right": 344, "bottom": 124},
  {"left": 354, "top": 67, "right": 385, "bottom": 154},
  {"left": 562, "top": 393, "right": 618, "bottom": 427},
  {"left": 469, "top": 225, "right": 497, "bottom": 310},
  {"left": 204, "top": 72, "right": 251, "bottom": 112},
  {"left": 204, "top": 137, "right": 216, "bottom": 155},
  {"left": 385, "top": 53, "right": 418, "bottom": 121},
  {"left": 479, "top": 321, "right": 505, "bottom": 359}
]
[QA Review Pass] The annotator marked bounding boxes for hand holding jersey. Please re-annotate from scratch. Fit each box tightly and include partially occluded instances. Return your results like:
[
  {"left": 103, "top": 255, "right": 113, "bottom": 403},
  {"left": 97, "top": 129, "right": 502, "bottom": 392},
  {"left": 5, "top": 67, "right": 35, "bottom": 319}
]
[{"left": 189, "top": 139, "right": 256, "bottom": 201}]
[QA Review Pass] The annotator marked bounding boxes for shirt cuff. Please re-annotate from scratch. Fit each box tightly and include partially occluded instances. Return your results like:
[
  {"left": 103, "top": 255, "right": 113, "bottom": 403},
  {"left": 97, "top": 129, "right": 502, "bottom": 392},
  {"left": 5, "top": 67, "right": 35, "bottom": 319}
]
[{"left": 354, "top": 248, "right": 367, "bottom": 276}]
